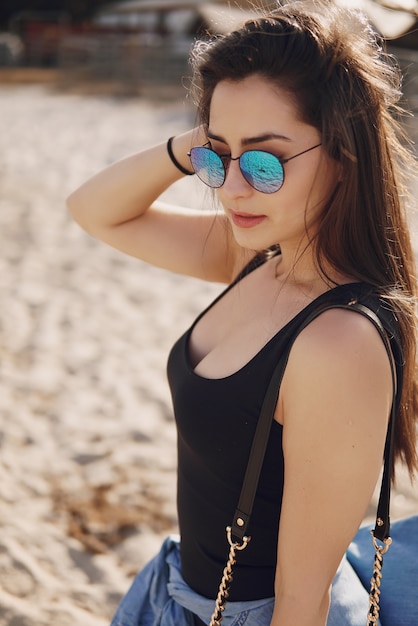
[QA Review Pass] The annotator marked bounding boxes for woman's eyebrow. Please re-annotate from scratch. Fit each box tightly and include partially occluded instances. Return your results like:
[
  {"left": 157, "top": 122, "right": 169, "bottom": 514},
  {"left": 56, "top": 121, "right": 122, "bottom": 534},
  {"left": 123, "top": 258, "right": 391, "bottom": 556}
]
[
  {"left": 242, "top": 133, "right": 292, "bottom": 145},
  {"left": 207, "top": 131, "right": 291, "bottom": 145},
  {"left": 206, "top": 132, "right": 227, "bottom": 144}
]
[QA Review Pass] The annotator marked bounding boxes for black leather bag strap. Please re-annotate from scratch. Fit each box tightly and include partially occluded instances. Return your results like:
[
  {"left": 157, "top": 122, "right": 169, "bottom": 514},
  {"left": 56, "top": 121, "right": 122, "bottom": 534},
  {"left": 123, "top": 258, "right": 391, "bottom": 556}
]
[{"left": 230, "top": 300, "right": 396, "bottom": 544}]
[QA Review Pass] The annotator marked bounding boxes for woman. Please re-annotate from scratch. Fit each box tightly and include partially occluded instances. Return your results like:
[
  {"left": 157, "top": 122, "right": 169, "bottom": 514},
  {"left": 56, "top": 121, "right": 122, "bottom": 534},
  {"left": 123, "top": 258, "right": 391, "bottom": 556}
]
[{"left": 67, "top": 2, "right": 417, "bottom": 625}]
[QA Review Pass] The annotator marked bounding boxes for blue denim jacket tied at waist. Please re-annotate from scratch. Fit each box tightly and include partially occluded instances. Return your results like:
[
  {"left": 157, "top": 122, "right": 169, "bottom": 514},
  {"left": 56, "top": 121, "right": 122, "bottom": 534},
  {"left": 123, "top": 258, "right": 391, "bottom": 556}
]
[{"left": 109, "top": 534, "right": 373, "bottom": 626}]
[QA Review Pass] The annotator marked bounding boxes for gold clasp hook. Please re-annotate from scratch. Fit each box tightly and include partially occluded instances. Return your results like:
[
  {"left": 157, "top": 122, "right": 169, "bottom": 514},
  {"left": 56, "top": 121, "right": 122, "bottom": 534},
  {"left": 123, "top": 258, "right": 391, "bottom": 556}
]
[{"left": 226, "top": 526, "right": 251, "bottom": 550}]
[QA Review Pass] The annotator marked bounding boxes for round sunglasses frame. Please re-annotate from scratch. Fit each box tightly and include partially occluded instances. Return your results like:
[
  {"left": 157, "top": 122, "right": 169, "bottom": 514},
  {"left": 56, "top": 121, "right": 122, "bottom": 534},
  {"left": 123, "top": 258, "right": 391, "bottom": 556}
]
[{"left": 188, "top": 142, "right": 322, "bottom": 194}]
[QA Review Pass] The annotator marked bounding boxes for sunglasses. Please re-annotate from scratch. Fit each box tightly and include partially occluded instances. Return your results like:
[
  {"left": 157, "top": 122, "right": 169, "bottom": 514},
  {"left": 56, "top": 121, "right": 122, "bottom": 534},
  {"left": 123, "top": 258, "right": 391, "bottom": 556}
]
[{"left": 188, "top": 142, "right": 322, "bottom": 194}]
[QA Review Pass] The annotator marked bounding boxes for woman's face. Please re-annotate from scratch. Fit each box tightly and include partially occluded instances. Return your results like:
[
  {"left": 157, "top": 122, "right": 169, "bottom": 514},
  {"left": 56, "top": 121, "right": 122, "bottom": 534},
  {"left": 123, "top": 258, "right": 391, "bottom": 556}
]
[{"left": 207, "top": 74, "right": 339, "bottom": 253}]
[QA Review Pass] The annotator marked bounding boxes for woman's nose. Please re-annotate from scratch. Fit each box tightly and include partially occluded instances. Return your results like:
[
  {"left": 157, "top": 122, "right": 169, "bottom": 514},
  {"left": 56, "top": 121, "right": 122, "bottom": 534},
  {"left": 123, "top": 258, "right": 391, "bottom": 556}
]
[{"left": 221, "top": 159, "right": 253, "bottom": 198}]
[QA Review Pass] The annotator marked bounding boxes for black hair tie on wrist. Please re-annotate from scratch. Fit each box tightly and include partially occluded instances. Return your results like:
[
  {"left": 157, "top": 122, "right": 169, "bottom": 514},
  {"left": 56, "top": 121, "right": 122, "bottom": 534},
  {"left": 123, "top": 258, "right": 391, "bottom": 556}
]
[{"left": 167, "top": 136, "right": 194, "bottom": 176}]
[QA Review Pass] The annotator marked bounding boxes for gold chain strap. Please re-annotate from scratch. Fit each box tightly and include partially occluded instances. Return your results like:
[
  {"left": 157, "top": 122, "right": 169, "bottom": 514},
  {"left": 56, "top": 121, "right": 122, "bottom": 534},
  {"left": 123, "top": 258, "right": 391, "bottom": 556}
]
[
  {"left": 367, "top": 532, "right": 392, "bottom": 625},
  {"left": 209, "top": 527, "right": 250, "bottom": 626}
]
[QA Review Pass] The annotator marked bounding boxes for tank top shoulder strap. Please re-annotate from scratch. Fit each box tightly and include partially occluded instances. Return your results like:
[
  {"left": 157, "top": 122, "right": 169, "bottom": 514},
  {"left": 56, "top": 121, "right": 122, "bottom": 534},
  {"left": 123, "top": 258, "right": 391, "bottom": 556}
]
[
  {"left": 302, "top": 283, "right": 401, "bottom": 344},
  {"left": 231, "top": 246, "right": 280, "bottom": 287}
]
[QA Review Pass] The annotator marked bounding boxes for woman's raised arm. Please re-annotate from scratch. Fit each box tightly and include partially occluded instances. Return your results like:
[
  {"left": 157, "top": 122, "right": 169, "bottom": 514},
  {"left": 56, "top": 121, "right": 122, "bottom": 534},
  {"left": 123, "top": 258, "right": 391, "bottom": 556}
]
[{"left": 66, "top": 129, "right": 238, "bottom": 283}]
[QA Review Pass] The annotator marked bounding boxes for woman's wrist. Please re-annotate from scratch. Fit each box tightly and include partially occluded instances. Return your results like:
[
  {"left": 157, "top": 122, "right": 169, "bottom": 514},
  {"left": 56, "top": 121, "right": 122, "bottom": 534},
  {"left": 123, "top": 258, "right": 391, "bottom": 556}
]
[{"left": 167, "top": 136, "right": 194, "bottom": 176}]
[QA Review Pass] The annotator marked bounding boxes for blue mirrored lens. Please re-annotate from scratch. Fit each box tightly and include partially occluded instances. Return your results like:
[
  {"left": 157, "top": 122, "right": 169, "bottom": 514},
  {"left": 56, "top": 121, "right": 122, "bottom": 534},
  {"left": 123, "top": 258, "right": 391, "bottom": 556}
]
[
  {"left": 189, "top": 147, "right": 225, "bottom": 188},
  {"left": 239, "top": 151, "right": 284, "bottom": 193}
]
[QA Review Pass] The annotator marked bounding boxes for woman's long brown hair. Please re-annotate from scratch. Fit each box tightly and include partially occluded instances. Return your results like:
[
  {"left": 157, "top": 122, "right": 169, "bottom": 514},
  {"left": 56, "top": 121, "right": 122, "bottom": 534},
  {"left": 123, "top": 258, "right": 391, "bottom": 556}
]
[{"left": 190, "top": 1, "right": 418, "bottom": 480}]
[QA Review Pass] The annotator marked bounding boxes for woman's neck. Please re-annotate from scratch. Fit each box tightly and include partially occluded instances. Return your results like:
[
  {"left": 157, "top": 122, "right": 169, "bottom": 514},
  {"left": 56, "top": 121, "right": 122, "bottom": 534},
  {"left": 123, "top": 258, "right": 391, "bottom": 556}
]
[{"left": 272, "top": 246, "right": 355, "bottom": 293}]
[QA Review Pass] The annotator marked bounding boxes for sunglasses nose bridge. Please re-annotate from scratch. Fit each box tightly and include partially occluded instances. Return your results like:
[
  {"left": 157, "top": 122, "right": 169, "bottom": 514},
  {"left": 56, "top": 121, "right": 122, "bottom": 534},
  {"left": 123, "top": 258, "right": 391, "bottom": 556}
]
[
  {"left": 221, "top": 155, "right": 254, "bottom": 194},
  {"left": 221, "top": 154, "right": 238, "bottom": 172}
]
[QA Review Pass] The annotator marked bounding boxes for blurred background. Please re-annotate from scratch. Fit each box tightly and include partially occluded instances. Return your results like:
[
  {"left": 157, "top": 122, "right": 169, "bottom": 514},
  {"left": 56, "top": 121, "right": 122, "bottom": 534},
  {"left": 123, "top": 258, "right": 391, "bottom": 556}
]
[
  {"left": 0, "top": 2, "right": 417, "bottom": 625},
  {"left": 0, "top": 0, "right": 417, "bottom": 97},
  {"left": 0, "top": 0, "right": 268, "bottom": 96}
]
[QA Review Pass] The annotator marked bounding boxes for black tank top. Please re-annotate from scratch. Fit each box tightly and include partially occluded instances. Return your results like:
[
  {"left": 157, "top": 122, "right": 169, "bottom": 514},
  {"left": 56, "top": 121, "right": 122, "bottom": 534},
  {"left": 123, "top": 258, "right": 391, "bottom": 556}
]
[{"left": 166, "top": 256, "right": 403, "bottom": 601}]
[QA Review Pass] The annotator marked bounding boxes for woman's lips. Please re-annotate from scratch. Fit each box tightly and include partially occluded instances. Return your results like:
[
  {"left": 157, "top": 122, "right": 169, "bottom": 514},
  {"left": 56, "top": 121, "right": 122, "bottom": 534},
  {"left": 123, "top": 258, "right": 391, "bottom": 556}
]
[{"left": 230, "top": 211, "right": 266, "bottom": 228}]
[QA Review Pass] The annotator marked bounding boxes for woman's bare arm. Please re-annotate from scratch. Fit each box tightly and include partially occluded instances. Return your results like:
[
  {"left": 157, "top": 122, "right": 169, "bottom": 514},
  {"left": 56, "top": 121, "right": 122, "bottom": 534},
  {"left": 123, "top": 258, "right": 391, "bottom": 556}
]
[{"left": 270, "top": 308, "right": 393, "bottom": 626}]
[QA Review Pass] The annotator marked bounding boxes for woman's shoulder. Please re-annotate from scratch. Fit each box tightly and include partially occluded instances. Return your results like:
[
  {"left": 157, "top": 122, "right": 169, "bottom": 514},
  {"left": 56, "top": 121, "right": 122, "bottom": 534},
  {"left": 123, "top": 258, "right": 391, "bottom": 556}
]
[
  {"left": 283, "top": 282, "right": 398, "bottom": 399},
  {"left": 281, "top": 298, "right": 394, "bottom": 425}
]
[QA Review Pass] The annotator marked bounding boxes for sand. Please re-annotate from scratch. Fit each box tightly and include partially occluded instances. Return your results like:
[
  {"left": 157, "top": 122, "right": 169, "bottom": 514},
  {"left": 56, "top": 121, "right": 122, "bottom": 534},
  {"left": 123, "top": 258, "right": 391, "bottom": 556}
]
[{"left": 0, "top": 82, "right": 417, "bottom": 626}]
